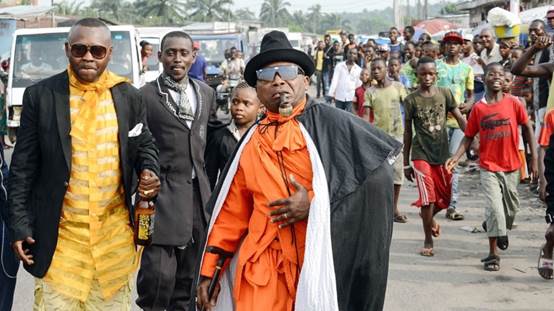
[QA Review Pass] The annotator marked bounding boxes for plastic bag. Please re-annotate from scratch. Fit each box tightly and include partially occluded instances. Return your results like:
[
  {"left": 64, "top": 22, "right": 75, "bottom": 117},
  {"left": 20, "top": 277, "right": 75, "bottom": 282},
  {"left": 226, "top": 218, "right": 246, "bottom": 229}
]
[{"left": 487, "top": 7, "right": 522, "bottom": 27}]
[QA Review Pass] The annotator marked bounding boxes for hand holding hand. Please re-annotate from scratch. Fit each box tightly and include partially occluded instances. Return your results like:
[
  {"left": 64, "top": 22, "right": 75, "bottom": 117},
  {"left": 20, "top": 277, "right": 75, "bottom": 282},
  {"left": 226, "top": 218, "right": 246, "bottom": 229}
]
[
  {"left": 13, "top": 236, "right": 35, "bottom": 265},
  {"left": 445, "top": 158, "right": 458, "bottom": 174}
]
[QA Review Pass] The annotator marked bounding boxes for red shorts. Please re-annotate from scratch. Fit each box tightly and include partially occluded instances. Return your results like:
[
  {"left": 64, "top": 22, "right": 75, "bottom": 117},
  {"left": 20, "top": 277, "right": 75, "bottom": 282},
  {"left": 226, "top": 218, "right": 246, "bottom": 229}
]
[{"left": 412, "top": 160, "right": 452, "bottom": 209}]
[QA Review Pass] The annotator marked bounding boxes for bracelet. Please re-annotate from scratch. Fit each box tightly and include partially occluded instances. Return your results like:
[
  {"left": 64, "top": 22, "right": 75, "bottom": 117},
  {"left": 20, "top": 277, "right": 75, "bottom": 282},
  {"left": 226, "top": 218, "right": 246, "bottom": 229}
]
[{"left": 403, "top": 165, "right": 412, "bottom": 169}]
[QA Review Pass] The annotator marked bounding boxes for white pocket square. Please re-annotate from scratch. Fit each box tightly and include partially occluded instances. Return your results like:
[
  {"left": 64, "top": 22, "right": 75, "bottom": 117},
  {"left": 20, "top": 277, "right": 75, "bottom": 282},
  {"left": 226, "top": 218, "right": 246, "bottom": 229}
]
[{"left": 128, "top": 123, "right": 143, "bottom": 137}]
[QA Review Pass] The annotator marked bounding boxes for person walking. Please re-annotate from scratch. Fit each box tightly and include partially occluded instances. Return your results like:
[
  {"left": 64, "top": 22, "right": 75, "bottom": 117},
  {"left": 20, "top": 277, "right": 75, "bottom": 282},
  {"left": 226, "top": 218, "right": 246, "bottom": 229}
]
[
  {"left": 136, "top": 31, "right": 218, "bottom": 311},
  {"left": 197, "top": 30, "right": 401, "bottom": 311},
  {"left": 7, "top": 18, "right": 160, "bottom": 309},
  {"left": 329, "top": 47, "right": 362, "bottom": 112}
]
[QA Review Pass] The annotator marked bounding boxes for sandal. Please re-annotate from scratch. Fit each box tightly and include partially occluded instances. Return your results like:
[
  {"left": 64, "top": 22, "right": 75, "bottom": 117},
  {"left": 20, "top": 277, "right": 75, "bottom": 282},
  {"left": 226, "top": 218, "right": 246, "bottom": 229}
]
[
  {"left": 538, "top": 244, "right": 554, "bottom": 280},
  {"left": 446, "top": 208, "right": 464, "bottom": 221},
  {"left": 431, "top": 222, "right": 441, "bottom": 238},
  {"left": 394, "top": 214, "right": 408, "bottom": 223},
  {"left": 497, "top": 235, "right": 509, "bottom": 250},
  {"left": 420, "top": 247, "right": 434, "bottom": 257},
  {"left": 481, "top": 255, "right": 500, "bottom": 271}
]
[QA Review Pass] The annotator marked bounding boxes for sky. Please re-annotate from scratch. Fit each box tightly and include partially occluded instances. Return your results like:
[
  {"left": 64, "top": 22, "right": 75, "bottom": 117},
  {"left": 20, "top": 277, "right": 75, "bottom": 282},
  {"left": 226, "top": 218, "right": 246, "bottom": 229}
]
[
  {"left": 232, "top": 0, "right": 449, "bottom": 15},
  {"left": 39, "top": 0, "right": 450, "bottom": 15}
]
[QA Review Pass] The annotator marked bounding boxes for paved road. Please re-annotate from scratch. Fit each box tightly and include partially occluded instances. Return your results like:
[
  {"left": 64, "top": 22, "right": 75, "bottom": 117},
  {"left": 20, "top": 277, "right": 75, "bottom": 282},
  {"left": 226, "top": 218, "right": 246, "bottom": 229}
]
[
  {"left": 7, "top": 95, "right": 554, "bottom": 309},
  {"left": 11, "top": 168, "right": 553, "bottom": 310}
]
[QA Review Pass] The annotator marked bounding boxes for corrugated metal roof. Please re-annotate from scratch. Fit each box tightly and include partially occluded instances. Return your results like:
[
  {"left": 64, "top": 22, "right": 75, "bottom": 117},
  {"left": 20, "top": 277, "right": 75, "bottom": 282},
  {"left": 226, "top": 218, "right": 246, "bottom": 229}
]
[
  {"left": 456, "top": 0, "right": 506, "bottom": 11},
  {"left": 0, "top": 5, "right": 51, "bottom": 17}
]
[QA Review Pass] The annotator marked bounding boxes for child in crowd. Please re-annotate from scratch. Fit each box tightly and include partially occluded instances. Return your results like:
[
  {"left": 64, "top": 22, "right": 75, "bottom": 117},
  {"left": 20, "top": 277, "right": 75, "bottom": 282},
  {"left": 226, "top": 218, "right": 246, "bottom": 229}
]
[
  {"left": 403, "top": 57, "right": 466, "bottom": 256},
  {"left": 499, "top": 39, "right": 513, "bottom": 68},
  {"left": 354, "top": 68, "right": 372, "bottom": 118},
  {"left": 447, "top": 63, "right": 537, "bottom": 271},
  {"left": 389, "top": 56, "right": 411, "bottom": 89},
  {"left": 421, "top": 41, "right": 438, "bottom": 60},
  {"left": 364, "top": 58, "right": 408, "bottom": 223},
  {"left": 205, "top": 82, "right": 262, "bottom": 189},
  {"left": 503, "top": 69, "right": 530, "bottom": 182}
]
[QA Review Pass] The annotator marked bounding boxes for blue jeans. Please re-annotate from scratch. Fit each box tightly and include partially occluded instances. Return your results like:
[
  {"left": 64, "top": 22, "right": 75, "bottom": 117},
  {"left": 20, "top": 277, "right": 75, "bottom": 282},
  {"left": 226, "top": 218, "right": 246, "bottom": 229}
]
[
  {"left": 0, "top": 219, "right": 18, "bottom": 311},
  {"left": 448, "top": 127, "right": 465, "bottom": 209},
  {"left": 474, "top": 80, "right": 485, "bottom": 102},
  {"left": 335, "top": 100, "right": 352, "bottom": 112},
  {"left": 322, "top": 70, "right": 332, "bottom": 103}
]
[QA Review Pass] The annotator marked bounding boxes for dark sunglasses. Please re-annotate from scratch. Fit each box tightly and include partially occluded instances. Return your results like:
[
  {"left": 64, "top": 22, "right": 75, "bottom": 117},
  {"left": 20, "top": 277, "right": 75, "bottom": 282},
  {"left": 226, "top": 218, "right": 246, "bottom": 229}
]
[
  {"left": 69, "top": 44, "right": 108, "bottom": 59},
  {"left": 256, "top": 65, "right": 305, "bottom": 82}
]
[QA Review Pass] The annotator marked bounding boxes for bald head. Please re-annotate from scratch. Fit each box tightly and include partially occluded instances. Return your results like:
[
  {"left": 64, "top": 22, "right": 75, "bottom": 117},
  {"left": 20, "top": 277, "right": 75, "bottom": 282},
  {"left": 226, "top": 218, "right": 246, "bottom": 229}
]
[
  {"left": 480, "top": 28, "right": 495, "bottom": 50},
  {"left": 480, "top": 28, "right": 495, "bottom": 39},
  {"left": 65, "top": 18, "right": 113, "bottom": 83},
  {"left": 68, "top": 18, "right": 111, "bottom": 46}
]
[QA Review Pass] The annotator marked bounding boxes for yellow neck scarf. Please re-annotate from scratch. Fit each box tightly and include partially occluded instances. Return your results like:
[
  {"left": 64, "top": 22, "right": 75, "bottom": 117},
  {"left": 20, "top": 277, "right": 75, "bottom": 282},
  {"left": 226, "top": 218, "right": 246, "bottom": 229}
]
[{"left": 68, "top": 66, "right": 128, "bottom": 141}]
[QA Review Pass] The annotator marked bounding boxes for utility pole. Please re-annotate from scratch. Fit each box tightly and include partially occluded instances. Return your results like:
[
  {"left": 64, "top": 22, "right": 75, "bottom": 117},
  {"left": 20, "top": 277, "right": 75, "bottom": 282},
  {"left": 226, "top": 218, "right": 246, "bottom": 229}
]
[
  {"left": 51, "top": 0, "right": 55, "bottom": 27},
  {"left": 417, "top": 0, "right": 422, "bottom": 20},
  {"left": 423, "top": 0, "right": 428, "bottom": 20},
  {"left": 510, "top": 0, "right": 520, "bottom": 15},
  {"left": 393, "top": 0, "right": 400, "bottom": 28}
]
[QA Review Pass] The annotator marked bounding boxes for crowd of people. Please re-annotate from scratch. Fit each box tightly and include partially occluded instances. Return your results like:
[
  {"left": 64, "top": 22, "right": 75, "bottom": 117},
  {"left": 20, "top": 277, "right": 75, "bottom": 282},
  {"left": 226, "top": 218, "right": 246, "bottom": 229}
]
[
  {"left": 2, "top": 9, "right": 554, "bottom": 311},
  {"left": 309, "top": 10, "right": 554, "bottom": 275}
]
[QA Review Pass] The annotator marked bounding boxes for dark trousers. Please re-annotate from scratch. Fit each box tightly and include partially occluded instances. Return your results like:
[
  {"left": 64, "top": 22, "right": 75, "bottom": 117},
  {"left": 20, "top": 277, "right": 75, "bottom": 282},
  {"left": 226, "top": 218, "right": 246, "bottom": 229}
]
[
  {"left": 315, "top": 70, "right": 325, "bottom": 98},
  {"left": 335, "top": 100, "right": 353, "bottom": 112},
  {"left": 0, "top": 220, "right": 18, "bottom": 311},
  {"left": 136, "top": 180, "right": 206, "bottom": 311}
]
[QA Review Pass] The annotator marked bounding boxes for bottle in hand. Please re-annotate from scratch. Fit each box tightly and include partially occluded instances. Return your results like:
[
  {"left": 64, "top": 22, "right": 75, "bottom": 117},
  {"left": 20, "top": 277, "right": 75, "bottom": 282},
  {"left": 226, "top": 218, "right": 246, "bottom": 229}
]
[{"left": 134, "top": 199, "right": 155, "bottom": 246}]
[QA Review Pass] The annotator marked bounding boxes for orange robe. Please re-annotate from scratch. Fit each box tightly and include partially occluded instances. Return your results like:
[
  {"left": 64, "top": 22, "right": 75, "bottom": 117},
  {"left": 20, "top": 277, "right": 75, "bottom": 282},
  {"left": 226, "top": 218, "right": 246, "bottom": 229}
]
[{"left": 201, "top": 100, "right": 313, "bottom": 311}]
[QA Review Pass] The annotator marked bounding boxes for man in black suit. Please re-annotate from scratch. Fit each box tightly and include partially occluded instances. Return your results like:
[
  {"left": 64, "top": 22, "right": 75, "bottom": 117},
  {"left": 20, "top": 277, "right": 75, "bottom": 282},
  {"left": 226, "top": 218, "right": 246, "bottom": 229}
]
[
  {"left": 7, "top": 18, "right": 160, "bottom": 308},
  {"left": 136, "top": 31, "right": 216, "bottom": 310}
]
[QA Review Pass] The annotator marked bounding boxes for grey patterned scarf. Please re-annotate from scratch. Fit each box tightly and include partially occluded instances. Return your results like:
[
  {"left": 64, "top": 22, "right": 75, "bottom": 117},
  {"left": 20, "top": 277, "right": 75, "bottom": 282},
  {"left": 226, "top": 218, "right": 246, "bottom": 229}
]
[{"left": 161, "top": 73, "right": 195, "bottom": 122}]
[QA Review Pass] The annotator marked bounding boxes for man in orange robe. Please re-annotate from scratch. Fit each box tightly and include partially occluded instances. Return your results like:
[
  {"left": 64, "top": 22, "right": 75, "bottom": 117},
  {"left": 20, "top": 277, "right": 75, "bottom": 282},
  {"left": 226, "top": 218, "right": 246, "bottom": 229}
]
[{"left": 198, "top": 31, "right": 402, "bottom": 311}]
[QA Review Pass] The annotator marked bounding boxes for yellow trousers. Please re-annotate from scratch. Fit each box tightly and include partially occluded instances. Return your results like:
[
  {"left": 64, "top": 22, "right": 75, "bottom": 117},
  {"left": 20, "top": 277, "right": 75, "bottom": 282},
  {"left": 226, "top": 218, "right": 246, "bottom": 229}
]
[{"left": 34, "top": 278, "right": 131, "bottom": 311}]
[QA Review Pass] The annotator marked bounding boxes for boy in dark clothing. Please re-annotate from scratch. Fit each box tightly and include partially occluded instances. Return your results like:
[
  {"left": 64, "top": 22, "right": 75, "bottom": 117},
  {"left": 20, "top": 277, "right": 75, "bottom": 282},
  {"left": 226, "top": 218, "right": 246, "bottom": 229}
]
[
  {"left": 205, "top": 82, "right": 261, "bottom": 188},
  {"left": 403, "top": 57, "right": 466, "bottom": 257}
]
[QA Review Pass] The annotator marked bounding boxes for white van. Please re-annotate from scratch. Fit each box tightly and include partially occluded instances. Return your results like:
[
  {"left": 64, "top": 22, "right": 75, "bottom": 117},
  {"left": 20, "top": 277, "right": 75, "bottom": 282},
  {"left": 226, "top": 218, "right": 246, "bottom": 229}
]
[
  {"left": 6, "top": 25, "right": 143, "bottom": 139},
  {"left": 287, "top": 32, "right": 303, "bottom": 51},
  {"left": 137, "top": 27, "right": 180, "bottom": 82}
]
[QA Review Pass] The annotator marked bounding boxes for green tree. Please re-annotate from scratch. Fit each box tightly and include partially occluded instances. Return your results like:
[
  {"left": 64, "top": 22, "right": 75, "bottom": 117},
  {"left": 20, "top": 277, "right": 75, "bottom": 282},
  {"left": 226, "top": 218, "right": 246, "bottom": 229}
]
[
  {"left": 54, "top": 0, "right": 83, "bottom": 16},
  {"left": 90, "top": 0, "right": 126, "bottom": 21},
  {"left": 187, "top": 0, "right": 234, "bottom": 22},
  {"left": 440, "top": 3, "right": 459, "bottom": 15},
  {"left": 288, "top": 10, "right": 305, "bottom": 32},
  {"left": 259, "top": 0, "right": 291, "bottom": 27},
  {"left": 134, "top": 0, "right": 187, "bottom": 25},
  {"left": 306, "top": 4, "right": 322, "bottom": 34},
  {"left": 235, "top": 8, "right": 256, "bottom": 20}
]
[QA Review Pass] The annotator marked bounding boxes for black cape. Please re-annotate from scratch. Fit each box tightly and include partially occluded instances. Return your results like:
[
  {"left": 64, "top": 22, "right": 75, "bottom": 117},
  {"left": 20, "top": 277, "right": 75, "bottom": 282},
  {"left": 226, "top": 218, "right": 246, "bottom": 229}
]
[{"left": 204, "top": 98, "right": 401, "bottom": 311}]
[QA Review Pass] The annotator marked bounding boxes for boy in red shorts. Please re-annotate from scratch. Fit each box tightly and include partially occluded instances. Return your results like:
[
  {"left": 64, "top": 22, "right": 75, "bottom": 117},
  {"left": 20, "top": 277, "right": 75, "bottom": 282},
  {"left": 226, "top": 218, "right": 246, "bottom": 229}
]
[{"left": 403, "top": 57, "right": 466, "bottom": 256}]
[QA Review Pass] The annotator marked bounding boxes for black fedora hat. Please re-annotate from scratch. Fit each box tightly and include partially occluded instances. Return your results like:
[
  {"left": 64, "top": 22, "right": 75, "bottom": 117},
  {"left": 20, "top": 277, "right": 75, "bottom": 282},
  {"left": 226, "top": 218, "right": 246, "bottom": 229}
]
[{"left": 244, "top": 30, "right": 315, "bottom": 87}]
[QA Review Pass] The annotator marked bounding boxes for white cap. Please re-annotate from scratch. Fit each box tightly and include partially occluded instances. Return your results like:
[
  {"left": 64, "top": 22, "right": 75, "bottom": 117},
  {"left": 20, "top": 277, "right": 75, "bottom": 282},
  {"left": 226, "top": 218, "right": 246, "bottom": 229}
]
[{"left": 463, "top": 33, "right": 473, "bottom": 41}]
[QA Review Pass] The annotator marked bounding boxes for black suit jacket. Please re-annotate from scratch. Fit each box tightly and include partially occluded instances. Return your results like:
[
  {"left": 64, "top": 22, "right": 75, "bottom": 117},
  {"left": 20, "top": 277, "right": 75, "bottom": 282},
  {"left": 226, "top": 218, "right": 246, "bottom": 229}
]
[
  {"left": 140, "top": 76, "right": 217, "bottom": 245},
  {"left": 7, "top": 71, "right": 159, "bottom": 277}
]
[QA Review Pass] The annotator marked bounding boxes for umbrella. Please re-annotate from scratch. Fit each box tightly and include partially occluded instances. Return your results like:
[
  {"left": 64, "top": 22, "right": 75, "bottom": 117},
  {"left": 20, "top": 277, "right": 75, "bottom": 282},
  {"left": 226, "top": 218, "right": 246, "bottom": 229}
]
[{"left": 415, "top": 19, "right": 459, "bottom": 35}]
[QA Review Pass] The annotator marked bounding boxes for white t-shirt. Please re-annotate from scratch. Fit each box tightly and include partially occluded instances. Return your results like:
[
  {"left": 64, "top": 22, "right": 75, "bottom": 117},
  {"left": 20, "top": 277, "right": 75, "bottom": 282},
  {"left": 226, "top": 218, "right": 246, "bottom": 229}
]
[{"left": 462, "top": 52, "right": 484, "bottom": 76}]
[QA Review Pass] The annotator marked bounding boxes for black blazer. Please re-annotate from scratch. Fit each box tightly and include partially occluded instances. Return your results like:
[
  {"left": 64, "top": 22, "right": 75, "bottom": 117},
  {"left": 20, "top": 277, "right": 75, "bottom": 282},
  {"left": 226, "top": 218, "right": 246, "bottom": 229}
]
[
  {"left": 7, "top": 71, "right": 159, "bottom": 277},
  {"left": 205, "top": 124, "right": 238, "bottom": 190},
  {"left": 140, "top": 76, "right": 217, "bottom": 245}
]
